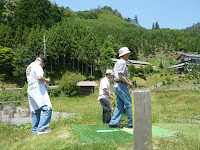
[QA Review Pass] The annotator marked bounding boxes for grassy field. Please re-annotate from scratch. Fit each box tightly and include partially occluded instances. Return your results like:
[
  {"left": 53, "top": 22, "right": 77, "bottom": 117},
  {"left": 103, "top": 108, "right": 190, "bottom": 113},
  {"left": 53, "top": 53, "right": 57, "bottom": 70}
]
[{"left": 0, "top": 87, "right": 200, "bottom": 150}]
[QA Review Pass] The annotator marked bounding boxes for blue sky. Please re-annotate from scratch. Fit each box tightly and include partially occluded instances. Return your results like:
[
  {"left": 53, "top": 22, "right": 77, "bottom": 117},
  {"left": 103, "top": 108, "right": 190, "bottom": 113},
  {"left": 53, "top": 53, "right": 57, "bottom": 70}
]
[{"left": 50, "top": 0, "right": 200, "bottom": 29}]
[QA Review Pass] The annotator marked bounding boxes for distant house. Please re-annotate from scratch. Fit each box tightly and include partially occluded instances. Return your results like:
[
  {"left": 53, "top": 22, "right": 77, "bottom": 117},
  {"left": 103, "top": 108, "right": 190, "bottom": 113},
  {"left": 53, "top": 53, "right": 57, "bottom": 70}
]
[
  {"left": 77, "top": 81, "right": 98, "bottom": 95},
  {"left": 111, "top": 58, "right": 157, "bottom": 69},
  {"left": 167, "top": 53, "right": 200, "bottom": 73}
]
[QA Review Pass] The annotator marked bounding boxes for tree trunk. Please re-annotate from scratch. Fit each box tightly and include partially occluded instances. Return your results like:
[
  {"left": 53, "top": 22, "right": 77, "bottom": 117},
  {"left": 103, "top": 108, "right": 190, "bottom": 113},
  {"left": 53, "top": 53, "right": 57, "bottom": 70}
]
[
  {"left": 82, "top": 62, "right": 83, "bottom": 75},
  {"left": 91, "top": 62, "right": 92, "bottom": 76}
]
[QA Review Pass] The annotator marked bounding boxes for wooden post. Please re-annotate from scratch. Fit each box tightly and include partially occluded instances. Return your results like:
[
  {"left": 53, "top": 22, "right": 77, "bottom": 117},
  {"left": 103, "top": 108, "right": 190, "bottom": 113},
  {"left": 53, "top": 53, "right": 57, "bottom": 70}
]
[{"left": 133, "top": 90, "right": 152, "bottom": 150}]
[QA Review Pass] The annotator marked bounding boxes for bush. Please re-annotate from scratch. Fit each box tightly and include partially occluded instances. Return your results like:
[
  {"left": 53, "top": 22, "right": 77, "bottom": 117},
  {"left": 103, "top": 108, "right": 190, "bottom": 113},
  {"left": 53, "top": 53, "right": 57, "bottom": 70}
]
[
  {"left": 0, "top": 91, "right": 26, "bottom": 102},
  {"left": 128, "top": 64, "right": 136, "bottom": 79},
  {"left": 162, "top": 81, "right": 165, "bottom": 86},
  {"left": 21, "top": 82, "right": 28, "bottom": 96},
  {"left": 58, "top": 72, "right": 86, "bottom": 97},
  {"left": 49, "top": 89, "right": 60, "bottom": 97},
  {"left": 145, "top": 65, "right": 153, "bottom": 74},
  {"left": 86, "top": 75, "right": 95, "bottom": 81}
]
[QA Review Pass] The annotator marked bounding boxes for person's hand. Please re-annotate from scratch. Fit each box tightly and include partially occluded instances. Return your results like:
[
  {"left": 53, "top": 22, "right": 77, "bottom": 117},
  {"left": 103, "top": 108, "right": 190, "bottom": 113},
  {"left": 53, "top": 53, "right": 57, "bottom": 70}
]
[
  {"left": 109, "top": 95, "right": 113, "bottom": 99},
  {"left": 46, "top": 78, "right": 50, "bottom": 83},
  {"left": 128, "top": 83, "right": 134, "bottom": 89}
]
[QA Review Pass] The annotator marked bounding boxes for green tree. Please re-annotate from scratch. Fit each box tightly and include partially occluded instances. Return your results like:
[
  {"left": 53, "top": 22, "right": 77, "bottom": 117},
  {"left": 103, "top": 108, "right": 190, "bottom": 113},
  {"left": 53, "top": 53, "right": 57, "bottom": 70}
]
[
  {"left": 2, "top": 0, "right": 19, "bottom": 23},
  {"left": 155, "top": 22, "right": 160, "bottom": 29},
  {"left": 12, "top": 0, "right": 61, "bottom": 29},
  {"left": 0, "top": 0, "right": 5, "bottom": 23},
  {"left": 100, "top": 41, "right": 116, "bottom": 75},
  {"left": 152, "top": 23, "right": 155, "bottom": 29},
  {"left": 133, "top": 15, "right": 139, "bottom": 26},
  {"left": 0, "top": 46, "right": 14, "bottom": 77},
  {"left": 159, "top": 61, "right": 164, "bottom": 69}
]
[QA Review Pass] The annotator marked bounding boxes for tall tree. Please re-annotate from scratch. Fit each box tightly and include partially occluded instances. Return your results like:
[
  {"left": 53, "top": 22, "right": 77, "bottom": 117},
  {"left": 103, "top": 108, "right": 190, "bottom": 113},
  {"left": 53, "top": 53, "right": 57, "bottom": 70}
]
[
  {"left": 2, "top": 0, "right": 19, "bottom": 23},
  {"left": 0, "top": 46, "right": 14, "bottom": 77},
  {"left": 0, "top": 0, "right": 5, "bottom": 23},
  {"left": 155, "top": 21, "right": 160, "bottom": 29},
  {"left": 133, "top": 15, "right": 139, "bottom": 26},
  {"left": 152, "top": 23, "right": 155, "bottom": 29},
  {"left": 12, "top": 0, "right": 61, "bottom": 29}
]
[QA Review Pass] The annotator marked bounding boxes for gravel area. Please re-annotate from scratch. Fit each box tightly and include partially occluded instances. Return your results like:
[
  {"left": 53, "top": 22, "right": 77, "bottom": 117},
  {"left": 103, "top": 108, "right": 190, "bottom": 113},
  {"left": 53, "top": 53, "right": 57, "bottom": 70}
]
[{"left": 0, "top": 109, "right": 76, "bottom": 125}]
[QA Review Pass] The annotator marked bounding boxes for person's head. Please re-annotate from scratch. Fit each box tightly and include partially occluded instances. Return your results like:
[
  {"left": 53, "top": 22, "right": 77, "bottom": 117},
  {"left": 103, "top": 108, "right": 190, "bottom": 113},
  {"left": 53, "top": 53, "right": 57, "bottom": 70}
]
[
  {"left": 36, "top": 57, "right": 47, "bottom": 68},
  {"left": 105, "top": 69, "right": 113, "bottom": 79},
  {"left": 118, "top": 47, "right": 131, "bottom": 60}
]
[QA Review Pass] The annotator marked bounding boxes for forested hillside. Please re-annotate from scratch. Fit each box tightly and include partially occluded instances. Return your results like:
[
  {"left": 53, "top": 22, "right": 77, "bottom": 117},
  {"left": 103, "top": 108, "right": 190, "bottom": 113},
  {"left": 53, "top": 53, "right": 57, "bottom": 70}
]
[
  {"left": 186, "top": 22, "right": 200, "bottom": 34},
  {"left": 0, "top": 0, "right": 200, "bottom": 84}
]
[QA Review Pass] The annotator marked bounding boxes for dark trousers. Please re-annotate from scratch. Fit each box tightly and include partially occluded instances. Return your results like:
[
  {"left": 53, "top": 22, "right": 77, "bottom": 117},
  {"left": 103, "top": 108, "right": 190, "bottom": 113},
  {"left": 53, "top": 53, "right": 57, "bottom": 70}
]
[{"left": 100, "top": 98, "right": 112, "bottom": 123}]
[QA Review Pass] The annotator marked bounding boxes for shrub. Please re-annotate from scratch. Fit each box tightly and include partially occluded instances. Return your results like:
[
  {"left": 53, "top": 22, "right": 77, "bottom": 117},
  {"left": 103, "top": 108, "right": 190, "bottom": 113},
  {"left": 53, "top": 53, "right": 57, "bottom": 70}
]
[
  {"left": 0, "top": 91, "right": 25, "bottom": 102},
  {"left": 145, "top": 64, "right": 153, "bottom": 74},
  {"left": 49, "top": 89, "right": 60, "bottom": 97},
  {"left": 58, "top": 72, "right": 86, "bottom": 97},
  {"left": 86, "top": 75, "right": 95, "bottom": 81},
  {"left": 21, "top": 82, "right": 28, "bottom": 96},
  {"left": 128, "top": 64, "right": 136, "bottom": 79}
]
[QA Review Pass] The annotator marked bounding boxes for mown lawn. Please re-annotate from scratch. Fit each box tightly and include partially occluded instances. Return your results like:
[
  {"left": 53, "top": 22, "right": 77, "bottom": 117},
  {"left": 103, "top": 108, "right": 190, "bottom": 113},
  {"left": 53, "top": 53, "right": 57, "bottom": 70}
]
[{"left": 0, "top": 88, "right": 199, "bottom": 150}]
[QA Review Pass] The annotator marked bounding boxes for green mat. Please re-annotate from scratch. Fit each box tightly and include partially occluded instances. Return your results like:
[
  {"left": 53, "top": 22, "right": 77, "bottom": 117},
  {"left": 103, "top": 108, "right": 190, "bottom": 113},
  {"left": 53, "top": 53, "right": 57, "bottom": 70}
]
[
  {"left": 71, "top": 124, "right": 175, "bottom": 144},
  {"left": 121, "top": 126, "right": 175, "bottom": 137},
  {"left": 71, "top": 124, "right": 133, "bottom": 144}
]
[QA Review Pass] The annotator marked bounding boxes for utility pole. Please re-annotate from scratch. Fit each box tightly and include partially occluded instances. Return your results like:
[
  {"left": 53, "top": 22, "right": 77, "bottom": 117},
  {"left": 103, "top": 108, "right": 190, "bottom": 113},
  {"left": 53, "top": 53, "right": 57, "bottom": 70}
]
[{"left": 43, "top": 33, "right": 46, "bottom": 78}]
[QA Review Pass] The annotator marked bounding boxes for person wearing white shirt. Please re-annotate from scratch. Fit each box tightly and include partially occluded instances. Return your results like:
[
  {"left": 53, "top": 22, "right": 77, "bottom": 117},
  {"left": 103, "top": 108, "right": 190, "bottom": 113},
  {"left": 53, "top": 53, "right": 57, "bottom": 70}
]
[
  {"left": 98, "top": 69, "right": 113, "bottom": 123},
  {"left": 26, "top": 57, "right": 52, "bottom": 135}
]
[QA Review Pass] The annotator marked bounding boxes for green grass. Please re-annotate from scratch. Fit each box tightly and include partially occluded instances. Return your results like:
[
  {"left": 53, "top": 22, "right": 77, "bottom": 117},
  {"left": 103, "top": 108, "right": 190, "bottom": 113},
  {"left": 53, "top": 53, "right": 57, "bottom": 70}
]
[
  {"left": 0, "top": 88, "right": 200, "bottom": 149},
  {"left": 133, "top": 73, "right": 177, "bottom": 88}
]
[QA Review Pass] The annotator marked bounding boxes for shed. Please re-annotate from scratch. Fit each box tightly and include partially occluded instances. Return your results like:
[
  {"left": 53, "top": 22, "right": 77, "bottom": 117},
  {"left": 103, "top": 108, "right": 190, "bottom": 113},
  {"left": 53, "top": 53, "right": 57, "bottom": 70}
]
[{"left": 77, "top": 81, "right": 98, "bottom": 95}]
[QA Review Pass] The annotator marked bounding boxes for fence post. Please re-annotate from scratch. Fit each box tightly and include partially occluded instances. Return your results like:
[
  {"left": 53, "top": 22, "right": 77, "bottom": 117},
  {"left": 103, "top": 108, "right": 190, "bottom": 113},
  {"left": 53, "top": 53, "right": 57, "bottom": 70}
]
[{"left": 133, "top": 90, "right": 152, "bottom": 150}]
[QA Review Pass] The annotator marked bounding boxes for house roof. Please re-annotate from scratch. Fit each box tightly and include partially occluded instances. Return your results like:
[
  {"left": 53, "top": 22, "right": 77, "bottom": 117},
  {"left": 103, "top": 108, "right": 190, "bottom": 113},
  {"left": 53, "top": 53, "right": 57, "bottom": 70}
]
[
  {"left": 167, "top": 63, "right": 185, "bottom": 69},
  {"left": 77, "top": 81, "right": 98, "bottom": 87},
  {"left": 176, "top": 53, "right": 200, "bottom": 60}
]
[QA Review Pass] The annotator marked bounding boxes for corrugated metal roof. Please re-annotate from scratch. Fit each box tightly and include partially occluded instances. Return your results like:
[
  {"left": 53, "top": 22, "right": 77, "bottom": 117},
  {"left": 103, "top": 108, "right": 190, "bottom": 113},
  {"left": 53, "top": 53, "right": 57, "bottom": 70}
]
[
  {"left": 176, "top": 53, "right": 200, "bottom": 60},
  {"left": 77, "top": 81, "right": 98, "bottom": 87},
  {"left": 167, "top": 63, "right": 185, "bottom": 69}
]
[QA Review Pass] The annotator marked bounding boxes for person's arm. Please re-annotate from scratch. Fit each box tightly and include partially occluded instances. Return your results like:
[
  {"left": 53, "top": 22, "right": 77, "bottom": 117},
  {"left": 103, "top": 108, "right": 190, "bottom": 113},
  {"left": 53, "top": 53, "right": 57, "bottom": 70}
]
[
  {"left": 118, "top": 73, "right": 133, "bottom": 88},
  {"left": 103, "top": 88, "right": 112, "bottom": 99},
  {"left": 37, "top": 76, "right": 50, "bottom": 83}
]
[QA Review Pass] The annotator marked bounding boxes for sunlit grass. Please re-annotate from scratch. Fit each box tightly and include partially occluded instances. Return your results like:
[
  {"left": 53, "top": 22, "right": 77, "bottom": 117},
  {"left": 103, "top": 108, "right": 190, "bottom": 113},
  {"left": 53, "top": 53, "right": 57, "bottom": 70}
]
[{"left": 0, "top": 88, "right": 199, "bottom": 149}]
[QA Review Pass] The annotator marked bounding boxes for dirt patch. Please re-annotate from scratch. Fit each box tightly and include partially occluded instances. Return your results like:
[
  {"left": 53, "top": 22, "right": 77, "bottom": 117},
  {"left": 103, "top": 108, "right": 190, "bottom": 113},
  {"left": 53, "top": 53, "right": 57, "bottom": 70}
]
[{"left": 58, "top": 132, "right": 70, "bottom": 139}]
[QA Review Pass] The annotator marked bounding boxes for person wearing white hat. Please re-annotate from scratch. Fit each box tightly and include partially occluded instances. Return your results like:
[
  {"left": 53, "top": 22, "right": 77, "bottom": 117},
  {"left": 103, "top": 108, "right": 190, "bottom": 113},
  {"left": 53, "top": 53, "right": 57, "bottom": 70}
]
[
  {"left": 26, "top": 57, "right": 52, "bottom": 135},
  {"left": 98, "top": 69, "right": 113, "bottom": 123},
  {"left": 109, "top": 47, "right": 133, "bottom": 128}
]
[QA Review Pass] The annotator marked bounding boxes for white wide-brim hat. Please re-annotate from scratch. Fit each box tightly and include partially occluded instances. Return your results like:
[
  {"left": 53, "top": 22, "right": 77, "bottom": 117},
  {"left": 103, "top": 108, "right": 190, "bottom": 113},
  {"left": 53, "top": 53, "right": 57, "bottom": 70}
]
[{"left": 119, "top": 47, "right": 131, "bottom": 57}]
